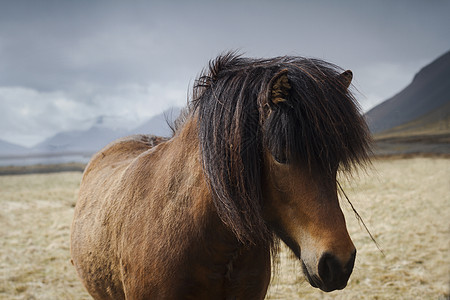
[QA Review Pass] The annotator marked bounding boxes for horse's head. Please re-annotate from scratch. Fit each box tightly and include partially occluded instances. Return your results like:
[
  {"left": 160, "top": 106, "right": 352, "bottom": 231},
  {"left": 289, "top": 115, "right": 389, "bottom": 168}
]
[
  {"left": 262, "top": 153, "right": 356, "bottom": 292},
  {"left": 259, "top": 67, "right": 366, "bottom": 292},
  {"left": 193, "top": 54, "right": 371, "bottom": 292}
]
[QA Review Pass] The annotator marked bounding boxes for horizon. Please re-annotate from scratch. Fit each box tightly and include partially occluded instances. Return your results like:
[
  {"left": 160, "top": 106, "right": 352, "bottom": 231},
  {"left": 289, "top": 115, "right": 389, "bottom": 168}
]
[{"left": 1, "top": 106, "right": 182, "bottom": 149}]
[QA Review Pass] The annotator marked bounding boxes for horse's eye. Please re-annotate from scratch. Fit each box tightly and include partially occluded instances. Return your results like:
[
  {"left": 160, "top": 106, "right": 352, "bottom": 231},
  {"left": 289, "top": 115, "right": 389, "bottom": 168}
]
[
  {"left": 269, "top": 145, "right": 288, "bottom": 164},
  {"left": 272, "top": 153, "right": 288, "bottom": 164}
]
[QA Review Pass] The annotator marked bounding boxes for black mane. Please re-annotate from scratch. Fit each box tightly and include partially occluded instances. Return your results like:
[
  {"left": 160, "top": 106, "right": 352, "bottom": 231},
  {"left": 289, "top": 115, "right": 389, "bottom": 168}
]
[{"left": 190, "top": 52, "right": 371, "bottom": 245}]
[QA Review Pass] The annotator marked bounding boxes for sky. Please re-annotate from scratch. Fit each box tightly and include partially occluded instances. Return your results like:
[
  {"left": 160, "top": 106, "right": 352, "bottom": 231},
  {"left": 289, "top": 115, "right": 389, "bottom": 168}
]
[{"left": 1, "top": 0, "right": 449, "bottom": 147}]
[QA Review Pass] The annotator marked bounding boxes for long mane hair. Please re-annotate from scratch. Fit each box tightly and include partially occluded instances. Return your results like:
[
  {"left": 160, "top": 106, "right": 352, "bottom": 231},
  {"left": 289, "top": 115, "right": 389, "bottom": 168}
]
[{"left": 186, "top": 52, "right": 371, "bottom": 246}]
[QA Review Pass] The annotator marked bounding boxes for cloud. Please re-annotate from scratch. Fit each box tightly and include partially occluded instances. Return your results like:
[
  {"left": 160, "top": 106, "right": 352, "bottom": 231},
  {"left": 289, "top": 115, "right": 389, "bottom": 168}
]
[
  {"left": 0, "top": 87, "right": 82, "bottom": 146},
  {"left": 0, "top": 82, "right": 186, "bottom": 147}
]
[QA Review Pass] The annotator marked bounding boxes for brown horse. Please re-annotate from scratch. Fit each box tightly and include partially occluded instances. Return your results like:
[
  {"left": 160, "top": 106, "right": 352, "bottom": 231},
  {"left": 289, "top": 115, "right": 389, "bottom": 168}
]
[{"left": 70, "top": 53, "right": 371, "bottom": 299}]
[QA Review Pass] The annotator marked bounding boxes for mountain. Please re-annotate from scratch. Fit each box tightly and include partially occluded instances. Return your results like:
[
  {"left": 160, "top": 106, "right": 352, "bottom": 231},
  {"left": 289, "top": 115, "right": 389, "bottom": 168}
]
[
  {"left": 366, "top": 50, "right": 450, "bottom": 135},
  {"left": 130, "top": 107, "right": 181, "bottom": 137},
  {"left": 32, "top": 126, "right": 127, "bottom": 154},
  {"left": 0, "top": 107, "right": 182, "bottom": 167},
  {"left": 365, "top": 50, "right": 450, "bottom": 155},
  {"left": 374, "top": 101, "right": 450, "bottom": 138},
  {"left": 0, "top": 139, "right": 28, "bottom": 156},
  {"left": 31, "top": 107, "right": 182, "bottom": 155}
]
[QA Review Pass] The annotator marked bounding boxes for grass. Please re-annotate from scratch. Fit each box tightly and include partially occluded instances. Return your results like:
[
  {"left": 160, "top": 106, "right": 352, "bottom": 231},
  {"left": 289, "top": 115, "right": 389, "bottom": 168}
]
[
  {"left": 0, "top": 163, "right": 86, "bottom": 176},
  {"left": 1, "top": 157, "right": 449, "bottom": 299},
  {"left": 0, "top": 172, "right": 91, "bottom": 299}
]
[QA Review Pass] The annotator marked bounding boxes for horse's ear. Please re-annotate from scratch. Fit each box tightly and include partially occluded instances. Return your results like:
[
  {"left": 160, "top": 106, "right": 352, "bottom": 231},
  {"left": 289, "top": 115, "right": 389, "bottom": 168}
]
[
  {"left": 268, "top": 69, "right": 291, "bottom": 105},
  {"left": 339, "top": 70, "right": 353, "bottom": 89}
]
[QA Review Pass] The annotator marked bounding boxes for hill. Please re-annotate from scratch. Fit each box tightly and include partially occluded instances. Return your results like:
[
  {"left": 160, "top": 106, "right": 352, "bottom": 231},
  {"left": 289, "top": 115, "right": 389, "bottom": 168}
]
[
  {"left": 32, "top": 126, "right": 127, "bottom": 154},
  {"left": 364, "top": 50, "right": 450, "bottom": 156},
  {"left": 130, "top": 107, "right": 181, "bottom": 137},
  {"left": 32, "top": 107, "right": 182, "bottom": 155},
  {"left": 374, "top": 101, "right": 450, "bottom": 139},
  {"left": 365, "top": 50, "right": 450, "bottom": 135},
  {"left": 0, "top": 107, "right": 182, "bottom": 166},
  {"left": 0, "top": 139, "right": 28, "bottom": 156}
]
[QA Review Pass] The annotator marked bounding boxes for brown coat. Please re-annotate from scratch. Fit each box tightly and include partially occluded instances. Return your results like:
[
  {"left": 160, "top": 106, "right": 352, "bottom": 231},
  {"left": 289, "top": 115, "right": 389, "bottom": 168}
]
[{"left": 71, "top": 120, "right": 271, "bottom": 299}]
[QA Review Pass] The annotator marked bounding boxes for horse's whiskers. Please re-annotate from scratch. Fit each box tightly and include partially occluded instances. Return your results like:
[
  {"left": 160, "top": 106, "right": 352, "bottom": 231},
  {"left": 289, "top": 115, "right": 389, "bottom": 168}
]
[{"left": 337, "top": 181, "right": 385, "bottom": 256}]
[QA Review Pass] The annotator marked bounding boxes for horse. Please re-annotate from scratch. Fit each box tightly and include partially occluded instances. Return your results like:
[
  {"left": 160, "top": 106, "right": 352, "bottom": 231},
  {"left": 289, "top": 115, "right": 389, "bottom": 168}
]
[{"left": 70, "top": 53, "right": 371, "bottom": 299}]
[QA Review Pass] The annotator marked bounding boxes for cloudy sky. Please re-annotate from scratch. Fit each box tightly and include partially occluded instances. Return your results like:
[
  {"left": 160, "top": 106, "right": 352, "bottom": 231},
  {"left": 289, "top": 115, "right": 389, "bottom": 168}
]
[{"left": 1, "top": 0, "right": 449, "bottom": 147}]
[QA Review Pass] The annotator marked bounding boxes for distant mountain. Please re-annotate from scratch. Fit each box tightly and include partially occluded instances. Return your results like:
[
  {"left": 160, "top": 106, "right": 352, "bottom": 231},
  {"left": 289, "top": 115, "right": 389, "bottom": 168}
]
[
  {"left": 0, "top": 139, "right": 28, "bottom": 156},
  {"left": 0, "top": 108, "right": 183, "bottom": 166},
  {"left": 31, "top": 107, "right": 182, "bottom": 155},
  {"left": 375, "top": 101, "right": 450, "bottom": 138},
  {"left": 32, "top": 126, "right": 127, "bottom": 154},
  {"left": 366, "top": 50, "right": 450, "bottom": 134},
  {"left": 130, "top": 107, "right": 181, "bottom": 137}
]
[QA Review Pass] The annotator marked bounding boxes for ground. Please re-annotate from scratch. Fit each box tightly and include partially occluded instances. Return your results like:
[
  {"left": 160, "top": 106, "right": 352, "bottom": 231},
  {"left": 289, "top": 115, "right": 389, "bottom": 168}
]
[{"left": 0, "top": 157, "right": 449, "bottom": 299}]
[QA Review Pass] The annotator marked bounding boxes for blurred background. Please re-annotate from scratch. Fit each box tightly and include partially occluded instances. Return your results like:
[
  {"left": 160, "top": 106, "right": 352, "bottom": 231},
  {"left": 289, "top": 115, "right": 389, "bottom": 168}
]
[{"left": 0, "top": 0, "right": 449, "bottom": 166}]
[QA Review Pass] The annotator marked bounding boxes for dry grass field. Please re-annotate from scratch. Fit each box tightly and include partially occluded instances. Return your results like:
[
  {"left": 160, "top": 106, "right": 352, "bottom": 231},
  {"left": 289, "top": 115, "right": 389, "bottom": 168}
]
[{"left": 1, "top": 157, "right": 449, "bottom": 299}]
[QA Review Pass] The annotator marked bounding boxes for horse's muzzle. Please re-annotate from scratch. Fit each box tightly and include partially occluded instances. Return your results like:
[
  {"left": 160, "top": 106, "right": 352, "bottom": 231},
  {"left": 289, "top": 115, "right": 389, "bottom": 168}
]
[{"left": 303, "top": 250, "right": 356, "bottom": 292}]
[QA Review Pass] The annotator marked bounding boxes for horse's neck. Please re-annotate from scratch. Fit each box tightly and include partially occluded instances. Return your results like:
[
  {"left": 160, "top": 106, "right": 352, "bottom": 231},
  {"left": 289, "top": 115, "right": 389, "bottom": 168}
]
[
  {"left": 168, "top": 116, "right": 242, "bottom": 253},
  {"left": 143, "top": 116, "right": 271, "bottom": 296}
]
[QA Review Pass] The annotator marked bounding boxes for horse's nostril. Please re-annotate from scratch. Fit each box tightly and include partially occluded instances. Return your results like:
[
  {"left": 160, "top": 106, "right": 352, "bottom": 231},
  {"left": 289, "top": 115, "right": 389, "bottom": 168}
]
[
  {"left": 318, "top": 253, "right": 338, "bottom": 284},
  {"left": 346, "top": 250, "right": 356, "bottom": 273},
  {"left": 317, "top": 251, "right": 356, "bottom": 291}
]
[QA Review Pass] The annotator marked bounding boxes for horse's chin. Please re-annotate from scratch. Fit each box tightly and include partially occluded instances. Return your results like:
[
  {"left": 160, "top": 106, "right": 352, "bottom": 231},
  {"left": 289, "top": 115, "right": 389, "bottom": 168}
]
[
  {"left": 301, "top": 261, "right": 321, "bottom": 289},
  {"left": 301, "top": 261, "right": 348, "bottom": 292}
]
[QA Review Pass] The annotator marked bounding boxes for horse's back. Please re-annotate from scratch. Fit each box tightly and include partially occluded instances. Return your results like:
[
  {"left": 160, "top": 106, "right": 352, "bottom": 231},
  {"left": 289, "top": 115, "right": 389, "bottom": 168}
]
[
  {"left": 71, "top": 134, "right": 167, "bottom": 300},
  {"left": 83, "top": 134, "right": 166, "bottom": 176}
]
